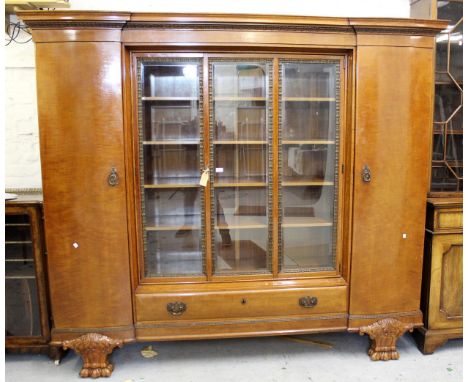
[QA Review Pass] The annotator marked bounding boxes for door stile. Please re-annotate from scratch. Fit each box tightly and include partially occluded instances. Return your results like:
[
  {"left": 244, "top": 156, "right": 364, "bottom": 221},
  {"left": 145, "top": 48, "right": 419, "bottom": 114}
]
[
  {"left": 203, "top": 54, "right": 213, "bottom": 281},
  {"left": 272, "top": 57, "right": 280, "bottom": 277}
]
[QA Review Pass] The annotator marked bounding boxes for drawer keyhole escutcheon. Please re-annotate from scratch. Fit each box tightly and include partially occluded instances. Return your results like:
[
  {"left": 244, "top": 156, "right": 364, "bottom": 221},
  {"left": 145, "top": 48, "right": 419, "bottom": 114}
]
[
  {"left": 167, "top": 301, "right": 187, "bottom": 316},
  {"left": 299, "top": 296, "right": 318, "bottom": 308}
]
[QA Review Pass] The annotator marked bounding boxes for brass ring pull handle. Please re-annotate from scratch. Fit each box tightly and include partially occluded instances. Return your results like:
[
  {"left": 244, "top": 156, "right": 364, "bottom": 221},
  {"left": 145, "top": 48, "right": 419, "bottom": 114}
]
[
  {"left": 361, "top": 165, "right": 371, "bottom": 183},
  {"left": 108, "top": 167, "right": 119, "bottom": 187},
  {"left": 299, "top": 296, "right": 318, "bottom": 308},
  {"left": 167, "top": 301, "right": 187, "bottom": 316}
]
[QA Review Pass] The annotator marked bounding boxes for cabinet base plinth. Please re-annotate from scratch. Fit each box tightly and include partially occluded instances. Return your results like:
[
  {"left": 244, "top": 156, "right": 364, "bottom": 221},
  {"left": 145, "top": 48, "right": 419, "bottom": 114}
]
[
  {"left": 412, "top": 326, "right": 463, "bottom": 354},
  {"left": 63, "top": 333, "right": 123, "bottom": 378},
  {"left": 359, "top": 318, "right": 414, "bottom": 361}
]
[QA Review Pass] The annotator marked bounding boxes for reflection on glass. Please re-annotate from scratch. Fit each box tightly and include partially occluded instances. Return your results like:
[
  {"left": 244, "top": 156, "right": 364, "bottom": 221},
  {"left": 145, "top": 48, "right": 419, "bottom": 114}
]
[
  {"left": 280, "top": 61, "right": 339, "bottom": 272},
  {"left": 434, "top": 84, "right": 462, "bottom": 123},
  {"left": 6, "top": 279, "right": 41, "bottom": 336},
  {"left": 140, "top": 60, "right": 203, "bottom": 277},
  {"left": 448, "top": 20, "right": 463, "bottom": 83},
  {"left": 211, "top": 61, "right": 270, "bottom": 273}
]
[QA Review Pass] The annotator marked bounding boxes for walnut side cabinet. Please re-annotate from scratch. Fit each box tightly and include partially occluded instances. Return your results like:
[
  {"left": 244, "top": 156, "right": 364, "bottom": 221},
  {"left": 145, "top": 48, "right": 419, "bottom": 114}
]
[
  {"left": 20, "top": 11, "right": 447, "bottom": 378},
  {"left": 413, "top": 198, "right": 463, "bottom": 353}
]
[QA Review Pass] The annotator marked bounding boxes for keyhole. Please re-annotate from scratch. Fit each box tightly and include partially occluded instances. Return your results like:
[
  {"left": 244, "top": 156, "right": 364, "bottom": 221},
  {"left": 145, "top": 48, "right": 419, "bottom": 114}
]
[{"left": 241, "top": 298, "right": 247, "bottom": 305}]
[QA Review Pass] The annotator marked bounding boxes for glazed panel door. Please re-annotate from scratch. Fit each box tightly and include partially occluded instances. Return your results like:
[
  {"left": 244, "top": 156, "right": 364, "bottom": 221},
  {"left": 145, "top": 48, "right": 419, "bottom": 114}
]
[
  {"left": 136, "top": 57, "right": 205, "bottom": 278},
  {"left": 279, "top": 59, "right": 343, "bottom": 274},
  {"left": 209, "top": 58, "right": 272, "bottom": 275}
]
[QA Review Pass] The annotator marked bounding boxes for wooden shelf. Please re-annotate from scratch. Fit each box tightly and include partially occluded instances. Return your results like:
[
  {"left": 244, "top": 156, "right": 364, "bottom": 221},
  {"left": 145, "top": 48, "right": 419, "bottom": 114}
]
[
  {"left": 214, "top": 177, "right": 266, "bottom": 188},
  {"left": 216, "top": 215, "right": 267, "bottom": 230},
  {"left": 6, "top": 263, "right": 36, "bottom": 279},
  {"left": 145, "top": 215, "right": 201, "bottom": 231},
  {"left": 143, "top": 140, "right": 200, "bottom": 145},
  {"left": 5, "top": 276, "right": 36, "bottom": 280},
  {"left": 283, "top": 216, "right": 333, "bottom": 228},
  {"left": 141, "top": 96, "right": 198, "bottom": 101},
  {"left": 433, "top": 130, "right": 463, "bottom": 135},
  {"left": 283, "top": 140, "right": 335, "bottom": 145},
  {"left": 214, "top": 140, "right": 267, "bottom": 145},
  {"left": 282, "top": 179, "right": 334, "bottom": 186},
  {"left": 5, "top": 223, "right": 30, "bottom": 227},
  {"left": 144, "top": 177, "right": 200, "bottom": 189},
  {"left": 5, "top": 241, "right": 33, "bottom": 245},
  {"left": 283, "top": 97, "right": 335, "bottom": 102},
  {"left": 5, "top": 258, "right": 35, "bottom": 262},
  {"left": 214, "top": 96, "right": 266, "bottom": 101}
]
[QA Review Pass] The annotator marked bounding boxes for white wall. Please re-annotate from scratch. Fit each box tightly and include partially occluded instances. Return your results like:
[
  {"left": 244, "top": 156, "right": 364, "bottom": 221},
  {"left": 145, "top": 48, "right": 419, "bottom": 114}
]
[{"left": 4, "top": 0, "right": 410, "bottom": 189}]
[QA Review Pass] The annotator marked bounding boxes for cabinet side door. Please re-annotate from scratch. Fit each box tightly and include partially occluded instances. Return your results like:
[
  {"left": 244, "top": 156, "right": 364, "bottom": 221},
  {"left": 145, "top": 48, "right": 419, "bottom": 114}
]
[
  {"left": 349, "top": 43, "right": 434, "bottom": 325},
  {"left": 36, "top": 42, "right": 133, "bottom": 335}
]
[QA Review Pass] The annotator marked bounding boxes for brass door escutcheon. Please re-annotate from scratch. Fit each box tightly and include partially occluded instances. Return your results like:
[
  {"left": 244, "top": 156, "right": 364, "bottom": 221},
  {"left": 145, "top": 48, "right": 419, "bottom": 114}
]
[
  {"left": 108, "top": 167, "right": 119, "bottom": 187},
  {"left": 299, "top": 296, "right": 318, "bottom": 308},
  {"left": 361, "top": 165, "right": 371, "bottom": 183},
  {"left": 167, "top": 301, "right": 187, "bottom": 316}
]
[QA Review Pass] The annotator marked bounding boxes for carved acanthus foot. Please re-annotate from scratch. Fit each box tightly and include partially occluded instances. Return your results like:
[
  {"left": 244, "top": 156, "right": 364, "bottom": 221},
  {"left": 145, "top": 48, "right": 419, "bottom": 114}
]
[
  {"left": 359, "top": 318, "right": 414, "bottom": 361},
  {"left": 63, "top": 333, "right": 123, "bottom": 378}
]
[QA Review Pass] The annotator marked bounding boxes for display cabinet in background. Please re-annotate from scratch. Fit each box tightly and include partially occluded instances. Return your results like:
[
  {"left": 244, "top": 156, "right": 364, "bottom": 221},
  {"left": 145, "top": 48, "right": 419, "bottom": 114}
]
[
  {"left": 5, "top": 193, "right": 64, "bottom": 362},
  {"left": 411, "top": 0, "right": 463, "bottom": 354}
]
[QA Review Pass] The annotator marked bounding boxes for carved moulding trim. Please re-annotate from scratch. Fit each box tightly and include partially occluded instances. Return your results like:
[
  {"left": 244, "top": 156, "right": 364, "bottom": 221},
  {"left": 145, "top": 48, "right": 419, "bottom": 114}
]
[
  {"left": 125, "top": 22, "right": 354, "bottom": 34},
  {"left": 349, "top": 310, "right": 422, "bottom": 320},
  {"left": 23, "top": 21, "right": 442, "bottom": 36},
  {"left": 52, "top": 325, "right": 135, "bottom": 334},
  {"left": 352, "top": 26, "right": 442, "bottom": 36},
  {"left": 23, "top": 21, "right": 128, "bottom": 30},
  {"left": 135, "top": 314, "right": 348, "bottom": 329}
]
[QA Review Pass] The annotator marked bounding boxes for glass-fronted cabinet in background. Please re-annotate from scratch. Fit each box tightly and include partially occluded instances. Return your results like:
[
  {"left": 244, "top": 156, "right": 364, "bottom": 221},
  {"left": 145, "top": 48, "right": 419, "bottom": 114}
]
[
  {"left": 136, "top": 54, "right": 343, "bottom": 281},
  {"left": 432, "top": 0, "right": 463, "bottom": 192},
  {"left": 5, "top": 195, "right": 62, "bottom": 361}
]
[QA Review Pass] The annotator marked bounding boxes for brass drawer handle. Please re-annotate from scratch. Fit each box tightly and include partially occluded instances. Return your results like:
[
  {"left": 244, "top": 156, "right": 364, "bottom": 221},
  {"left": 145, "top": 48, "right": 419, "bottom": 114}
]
[
  {"left": 361, "top": 165, "right": 371, "bottom": 183},
  {"left": 108, "top": 167, "right": 119, "bottom": 187},
  {"left": 167, "top": 301, "right": 187, "bottom": 316},
  {"left": 299, "top": 296, "right": 318, "bottom": 308}
]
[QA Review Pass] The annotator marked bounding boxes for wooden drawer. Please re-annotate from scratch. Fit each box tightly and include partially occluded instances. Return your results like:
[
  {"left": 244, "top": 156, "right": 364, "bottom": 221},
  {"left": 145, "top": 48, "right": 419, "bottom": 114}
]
[
  {"left": 426, "top": 199, "right": 463, "bottom": 233},
  {"left": 436, "top": 209, "right": 463, "bottom": 231},
  {"left": 136, "top": 286, "right": 347, "bottom": 322}
]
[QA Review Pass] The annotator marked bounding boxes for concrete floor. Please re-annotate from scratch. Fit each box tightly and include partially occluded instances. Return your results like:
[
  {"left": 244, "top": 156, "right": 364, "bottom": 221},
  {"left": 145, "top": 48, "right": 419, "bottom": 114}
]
[{"left": 6, "top": 332, "right": 462, "bottom": 382}]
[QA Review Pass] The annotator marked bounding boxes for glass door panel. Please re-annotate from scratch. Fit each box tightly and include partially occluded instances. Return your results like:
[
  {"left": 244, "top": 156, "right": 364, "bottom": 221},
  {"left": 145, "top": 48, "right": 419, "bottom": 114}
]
[
  {"left": 139, "top": 59, "right": 204, "bottom": 277},
  {"left": 210, "top": 60, "right": 272, "bottom": 274},
  {"left": 280, "top": 60, "right": 340, "bottom": 272},
  {"left": 5, "top": 213, "right": 41, "bottom": 337}
]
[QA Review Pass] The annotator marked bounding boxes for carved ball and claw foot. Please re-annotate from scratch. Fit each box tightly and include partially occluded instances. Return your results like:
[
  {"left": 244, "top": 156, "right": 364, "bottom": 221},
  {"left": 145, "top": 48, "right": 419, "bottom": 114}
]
[
  {"left": 359, "top": 318, "right": 414, "bottom": 361},
  {"left": 63, "top": 333, "right": 123, "bottom": 378}
]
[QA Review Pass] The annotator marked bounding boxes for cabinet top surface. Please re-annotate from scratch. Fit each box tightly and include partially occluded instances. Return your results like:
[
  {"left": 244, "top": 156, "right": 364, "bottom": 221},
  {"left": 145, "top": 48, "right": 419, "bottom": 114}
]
[
  {"left": 427, "top": 197, "right": 463, "bottom": 208},
  {"left": 5, "top": 192, "right": 43, "bottom": 206},
  {"left": 18, "top": 10, "right": 447, "bottom": 34}
]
